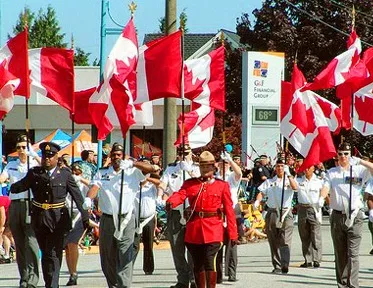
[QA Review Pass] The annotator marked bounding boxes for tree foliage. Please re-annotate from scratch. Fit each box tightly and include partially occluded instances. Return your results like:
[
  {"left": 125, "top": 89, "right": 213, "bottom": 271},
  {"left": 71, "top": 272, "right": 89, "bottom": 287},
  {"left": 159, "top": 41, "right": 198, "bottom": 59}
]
[
  {"left": 226, "top": 0, "right": 373, "bottom": 156},
  {"left": 11, "top": 5, "right": 91, "bottom": 66}
]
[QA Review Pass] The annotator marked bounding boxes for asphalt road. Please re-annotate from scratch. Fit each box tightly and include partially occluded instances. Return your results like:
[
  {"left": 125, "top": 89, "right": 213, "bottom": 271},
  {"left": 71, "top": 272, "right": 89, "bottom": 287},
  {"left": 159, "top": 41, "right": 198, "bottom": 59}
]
[{"left": 1, "top": 217, "right": 372, "bottom": 287}]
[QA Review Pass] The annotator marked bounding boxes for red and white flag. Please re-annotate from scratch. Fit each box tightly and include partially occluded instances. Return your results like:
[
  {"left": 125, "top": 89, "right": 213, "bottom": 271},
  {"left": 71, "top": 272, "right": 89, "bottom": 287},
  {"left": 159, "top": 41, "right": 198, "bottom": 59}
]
[
  {"left": 135, "top": 31, "right": 182, "bottom": 103},
  {"left": 313, "top": 94, "right": 342, "bottom": 134},
  {"left": 29, "top": 48, "right": 74, "bottom": 111},
  {"left": 89, "top": 18, "right": 138, "bottom": 140},
  {"left": 0, "top": 64, "right": 20, "bottom": 119},
  {"left": 70, "top": 87, "right": 96, "bottom": 124},
  {"left": 174, "top": 103, "right": 215, "bottom": 149},
  {"left": 0, "top": 30, "right": 29, "bottom": 98},
  {"left": 352, "top": 77, "right": 373, "bottom": 135},
  {"left": 134, "top": 101, "right": 153, "bottom": 126},
  {"left": 184, "top": 46, "right": 225, "bottom": 111},
  {"left": 302, "top": 30, "right": 362, "bottom": 92},
  {"left": 281, "top": 64, "right": 336, "bottom": 171}
]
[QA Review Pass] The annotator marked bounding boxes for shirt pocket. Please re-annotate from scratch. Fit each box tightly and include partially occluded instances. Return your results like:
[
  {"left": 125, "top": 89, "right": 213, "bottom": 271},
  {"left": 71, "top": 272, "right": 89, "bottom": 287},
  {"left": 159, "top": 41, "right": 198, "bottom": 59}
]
[
  {"left": 206, "top": 190, "right": 221, "bottom": 207},
  {"left": 52, "top": 182, "right": 67, "bottom": 200}
]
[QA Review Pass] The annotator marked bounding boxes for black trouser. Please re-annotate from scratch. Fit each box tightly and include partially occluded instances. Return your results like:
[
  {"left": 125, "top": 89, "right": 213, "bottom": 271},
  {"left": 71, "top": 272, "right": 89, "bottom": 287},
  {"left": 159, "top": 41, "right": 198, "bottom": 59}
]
[
  {"left": 186, "top": 242, "right": 221, "bottom": 273},
  {"left": 34, "top": 227, "right": 65, "bottom": 288},
  {"left": 133, "top": 216, "right": 155, "bottom": 274}
]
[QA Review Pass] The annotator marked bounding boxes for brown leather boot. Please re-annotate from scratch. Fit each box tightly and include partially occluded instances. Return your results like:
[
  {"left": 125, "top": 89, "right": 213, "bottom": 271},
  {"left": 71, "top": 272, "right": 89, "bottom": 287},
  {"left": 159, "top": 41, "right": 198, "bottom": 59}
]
[
  {"left": 206, "top": 271, "right": 217, "bottom": 288},
  {"left": 194, "top": 271, "right": 206, "bottom": 288}
]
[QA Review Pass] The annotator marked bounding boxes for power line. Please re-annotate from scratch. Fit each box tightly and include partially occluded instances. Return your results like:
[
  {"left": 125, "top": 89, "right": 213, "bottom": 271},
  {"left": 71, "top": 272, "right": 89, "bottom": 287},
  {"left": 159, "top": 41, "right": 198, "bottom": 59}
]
[
  {"left": 282, "top": 0, "right": 373, "bottom": 47},
  {"left": 329, "top": 0, "right": 373, "bottom": 20}
]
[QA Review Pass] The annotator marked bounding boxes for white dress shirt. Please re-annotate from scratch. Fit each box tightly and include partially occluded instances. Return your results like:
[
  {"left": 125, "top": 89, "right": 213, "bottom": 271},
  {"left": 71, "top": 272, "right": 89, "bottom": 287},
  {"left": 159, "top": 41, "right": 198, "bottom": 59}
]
[
  {"left": 258, "top": 175, "right": 295, "bottom": 209},
  {"left": 296, "top": 174, "right": 323, "bottom": 205}
]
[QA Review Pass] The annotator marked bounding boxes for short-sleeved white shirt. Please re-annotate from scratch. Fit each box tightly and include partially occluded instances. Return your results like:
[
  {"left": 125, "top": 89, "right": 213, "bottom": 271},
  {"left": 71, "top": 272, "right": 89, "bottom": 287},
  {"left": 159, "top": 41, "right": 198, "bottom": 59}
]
[
  {"left": 134, "top": 182, "right": 157, "bottom": 219},
  {"left": 296, "top": 174, "right": 323, "bottom": 205},
  {"left": 161, "top": 162, "right": 200, "bottom": 195},
  {"left": 324, "top": 165, "right": 371, "bottom": 211},
  {"left": 216, "top": 170, "right": 241, "bottom": 207},
  {"left": 3, "top": 158, "right": 38, "bottom": 200},
  {"left": 258, "top": 176, "right": 295, "bottom": 209},
  {"left": 92, "top": 166, "right": 145, "bottom": 215}
]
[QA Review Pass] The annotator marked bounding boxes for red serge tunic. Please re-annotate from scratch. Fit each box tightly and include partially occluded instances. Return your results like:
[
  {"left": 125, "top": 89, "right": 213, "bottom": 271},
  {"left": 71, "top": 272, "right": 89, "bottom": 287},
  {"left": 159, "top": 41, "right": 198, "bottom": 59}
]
[{"left": 167, "top": 178, "right": 238, "bottom": 244}]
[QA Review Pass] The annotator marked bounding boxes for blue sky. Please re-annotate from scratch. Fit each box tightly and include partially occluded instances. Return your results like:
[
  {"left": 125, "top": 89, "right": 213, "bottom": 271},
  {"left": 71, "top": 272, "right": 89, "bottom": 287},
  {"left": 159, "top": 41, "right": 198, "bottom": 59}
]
[{"left": 0, "top": 0, "right": 262, "bottom": 63}]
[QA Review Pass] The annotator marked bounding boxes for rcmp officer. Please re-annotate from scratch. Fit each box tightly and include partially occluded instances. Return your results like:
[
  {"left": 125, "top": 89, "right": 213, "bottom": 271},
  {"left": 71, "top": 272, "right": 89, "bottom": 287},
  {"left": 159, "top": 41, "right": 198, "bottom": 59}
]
[
  {"left": 166, "top": 151, "right": 238, "bottom": 288},
  {"left": 296, "top": 165, "right": 324, "bottom": 268},
  {"left": 83, "top": 143, "right": 155, "bottom": 288},
  {"left": 0, "top": 135, "right": 41, "bottom": 288},
  {"left": 321, "top": 142, "right": 373, "bottom": 288},
  {"left": 255, "top": 159, "right": 298, "bottom": 274},
  {"left": 158, "top": 144, "right": 200, "bottom": 288},
  {"left": 10, "top": 142, "right": 89, "bottom": 288}
]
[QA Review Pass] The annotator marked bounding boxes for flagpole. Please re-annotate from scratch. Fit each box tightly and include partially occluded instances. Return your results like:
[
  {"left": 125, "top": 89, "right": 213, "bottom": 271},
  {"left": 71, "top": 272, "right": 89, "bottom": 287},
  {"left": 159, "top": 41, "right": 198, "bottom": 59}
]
[
  {"left": 117, "top": 2, "right": 137, "bottom": 232},
  {"left": 348, "top": 5, "right": 356, "bottom": 220},
  {"left": 141, "top": 125, "right": 146, "bottom": 157},
  {"left": 23, "top": 12, "right": 32, "bottom": 220},
  {"left": 70, "top": 34, "right": 75, "bottom": 225},
  {"left": 220, "top": 31, "right": 226, "bottom": 181}
]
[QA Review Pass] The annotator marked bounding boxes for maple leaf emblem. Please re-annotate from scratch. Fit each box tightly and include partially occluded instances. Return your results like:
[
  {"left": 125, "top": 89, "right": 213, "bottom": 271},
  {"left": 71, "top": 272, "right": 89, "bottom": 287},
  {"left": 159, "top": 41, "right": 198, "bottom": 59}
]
[
  {"left": 289, "top": 98, "right": 316, "bottom": 138},
  {"left": 355, "top": 95, "right": 373, "bottom": 133},
  {"left": 315, "top": 97, "right": 332, "bottom": 118},
  {"left": 115, "top": 56, "right": 137, "bottom": 83},
  {"left": 184, "top": 65, "right": 205, "bottom": 100}
]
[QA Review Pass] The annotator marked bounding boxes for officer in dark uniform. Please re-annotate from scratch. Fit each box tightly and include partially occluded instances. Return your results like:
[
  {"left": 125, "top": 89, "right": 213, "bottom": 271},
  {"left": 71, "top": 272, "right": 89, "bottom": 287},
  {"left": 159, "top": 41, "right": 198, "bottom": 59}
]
[
  {"left": 10, "top": 142, "right": 89, "bottom": 288},
  {"left": 253, "top": 155, "right": 272, "bottom": 186}
]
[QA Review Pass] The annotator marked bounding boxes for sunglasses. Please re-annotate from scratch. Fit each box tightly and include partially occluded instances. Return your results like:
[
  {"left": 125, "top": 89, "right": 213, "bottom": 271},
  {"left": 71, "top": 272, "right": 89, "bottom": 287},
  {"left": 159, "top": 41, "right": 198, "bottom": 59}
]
[
  {"left": 16, "top": 145, "right": 26, "bottom": 150},
  {"left": 338, "top": 152, "right": 350, "bottom": 156}
]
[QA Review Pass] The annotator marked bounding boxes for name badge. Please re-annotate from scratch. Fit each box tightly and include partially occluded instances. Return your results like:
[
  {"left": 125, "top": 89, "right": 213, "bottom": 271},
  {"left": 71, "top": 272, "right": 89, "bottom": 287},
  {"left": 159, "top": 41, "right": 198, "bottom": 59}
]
[{"left": 344, "top": 176, "right": 362, "bottom": 186}]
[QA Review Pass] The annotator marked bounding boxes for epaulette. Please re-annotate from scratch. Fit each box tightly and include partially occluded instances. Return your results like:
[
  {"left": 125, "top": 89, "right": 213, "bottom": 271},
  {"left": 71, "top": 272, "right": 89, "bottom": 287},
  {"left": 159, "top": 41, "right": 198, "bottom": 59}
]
[
  {"left": 32, "top": 166, "right": 43, "bottom": 172},
  {"left": 60, "top": 166, "right": 72, "bottom": 172},
  {"left": 167, "top": 162, "right": 178, "bottom": 167},
  {"left": 215, "top": 178, "right": 226, "bottom": 182},
  {"left": 99, "top": 166, "right": 109, "bottom": 170}
]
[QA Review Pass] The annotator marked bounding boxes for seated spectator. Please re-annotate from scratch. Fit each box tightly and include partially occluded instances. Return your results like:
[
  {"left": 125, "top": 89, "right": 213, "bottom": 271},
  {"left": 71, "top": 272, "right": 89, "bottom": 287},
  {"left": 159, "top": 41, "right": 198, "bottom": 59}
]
[
  {"left": 243, "top": 211, "right": 267, "bottom": 242},
  {"left": 0, "top": 195, "right": 11, "bottom": 263}
]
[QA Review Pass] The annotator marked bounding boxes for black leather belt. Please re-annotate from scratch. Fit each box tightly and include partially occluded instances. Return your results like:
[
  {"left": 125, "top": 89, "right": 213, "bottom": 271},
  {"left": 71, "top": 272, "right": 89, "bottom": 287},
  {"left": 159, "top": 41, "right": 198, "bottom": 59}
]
[
  {"left": 333, "top": 210, "right": 355, "bottom": 214},
  {"left": 102, "top": 213, "right": 128, "bottom": 218}
]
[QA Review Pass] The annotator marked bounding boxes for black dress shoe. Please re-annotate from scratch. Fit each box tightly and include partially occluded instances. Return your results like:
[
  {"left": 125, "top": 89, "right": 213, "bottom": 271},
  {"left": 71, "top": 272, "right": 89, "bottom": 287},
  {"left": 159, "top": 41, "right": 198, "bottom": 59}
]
[
  {"left": 66, "top": 274, "right": 78, "bottom": 286},
  {"left": 281, "top": 266, "right": 289, "bottom": 274},
  {"left": 170, "top": 283, "right": 188, "bottom": 288},
  {"left": 370, "top": 248, "right": 373, "bottom": 255},
  {"left": 228, "top": 277, "right": 237, "bottom": 282},
  {"left": 190, "top": 282, "right": 197, "bottom": 288},
  {"left": 313, "top": 261, "right": 320, "bottom": 268},
  {"left": 300, "top": 262, "right": 312, "bottom": 268},
  {"left": 272, "top": 268, "right": 281, "bottom": 274}
]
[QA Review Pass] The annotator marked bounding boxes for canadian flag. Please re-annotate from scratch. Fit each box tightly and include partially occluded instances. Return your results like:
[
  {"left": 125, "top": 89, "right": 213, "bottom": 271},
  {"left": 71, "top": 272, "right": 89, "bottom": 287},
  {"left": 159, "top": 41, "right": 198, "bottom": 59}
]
[
  {"left": 184, "top": 46, "right": 225, "bottom": 111},
  {"left": 89, "top": 18, "right": 138, "bottom": 140},
  {"left": 0, "top": 30, "right": 29, "bottom": 98},
  {"left": 70, "top": 87, "right": 96, "bottom": 124},
  {"left": 302, "top": 30, "right": 362, "bottom": 92},
  {"left": 174, "top": 103, "right": 215, "bottom": 149},
  {"left": 281, "top": 64, "right": 336, "bottom": 171},
  {"left": 0, "top": 64, "right": 20, "bottom": 119},
  {"left": 352, "top": 76, "right": 373, "bottom": 135},
  {"left": 134, "top": 101, "right": 153, "bottom": 126},
  {"left": 313, "top": 94, "right": 342, "bottom": 134},
  {"left": 135, "top": 31, "right": 182, "bottom": 104},
  {"left": 29, "top": 48, "right": 74, "bottom": 111}
]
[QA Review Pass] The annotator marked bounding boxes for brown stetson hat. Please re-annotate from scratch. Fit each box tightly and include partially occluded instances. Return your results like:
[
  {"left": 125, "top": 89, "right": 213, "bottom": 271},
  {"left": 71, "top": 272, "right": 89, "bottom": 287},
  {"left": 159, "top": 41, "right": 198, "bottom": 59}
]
[{"left": 199, "top": 151, "right": 215, "bottom": 164}]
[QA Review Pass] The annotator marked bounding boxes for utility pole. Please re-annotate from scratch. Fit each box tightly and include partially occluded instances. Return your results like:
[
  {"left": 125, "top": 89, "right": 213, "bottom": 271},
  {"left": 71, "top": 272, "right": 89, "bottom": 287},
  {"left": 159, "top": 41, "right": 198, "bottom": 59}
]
[{"left": 163, "top": 0, "right": 177, "bottom": 166}]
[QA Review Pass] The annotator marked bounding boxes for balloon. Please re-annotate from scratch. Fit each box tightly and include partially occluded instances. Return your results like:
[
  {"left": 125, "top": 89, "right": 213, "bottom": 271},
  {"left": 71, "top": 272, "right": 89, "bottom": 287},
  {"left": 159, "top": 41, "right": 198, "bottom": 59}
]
[{"left": 225, "top": 143, "right": 233, "bottom": 153}]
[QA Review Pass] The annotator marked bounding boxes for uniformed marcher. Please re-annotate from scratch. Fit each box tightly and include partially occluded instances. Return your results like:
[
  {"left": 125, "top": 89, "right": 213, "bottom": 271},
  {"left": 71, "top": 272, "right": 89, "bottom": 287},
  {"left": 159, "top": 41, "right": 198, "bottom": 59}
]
[
  {"left": 158, "top": 144, "right": 200, "bottom": 288},
  {"left": 0, "top": 135, "right": 41, "bottom": 288},
  {"left": 320, "top": 142, "right": 373, "bottom": 288},
  {"left": 255, "top": 159, "right": 298, "bottom": 274},
  {"left": 252, "top": 155, "right": 272, "bottom": 187},
  {"left": 166, "top": 151, "right": 238, "bottom": 288},
  {"left": 296, "top": 165, "right": 324, "bottom": 268},
  {"left": 10, "top": 142, "right": 89, "bottom": 288},
  {"left": 83, "top": 143, "right": 155, "bottom": 288}
]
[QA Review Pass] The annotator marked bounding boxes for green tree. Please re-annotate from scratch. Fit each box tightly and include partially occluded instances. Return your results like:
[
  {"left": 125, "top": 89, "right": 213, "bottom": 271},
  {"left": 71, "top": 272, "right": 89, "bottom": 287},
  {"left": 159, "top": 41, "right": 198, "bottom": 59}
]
[
  {"left": 11, "top": 5, "right": 91, "bottom": 66},
  {"left": 235, "top": 0, "right": 373, "bottom": 155}
]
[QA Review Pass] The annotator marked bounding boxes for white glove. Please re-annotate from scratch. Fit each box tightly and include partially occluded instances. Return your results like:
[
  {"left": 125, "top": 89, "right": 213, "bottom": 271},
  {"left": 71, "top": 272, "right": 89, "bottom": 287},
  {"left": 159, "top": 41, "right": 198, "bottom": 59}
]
[
  {"left": 220, "top": 151, "right": 233, "bottom": 163},
  {"left": 179, "top": 161, "right": 193, "bottom": 172},
  {"left": 253, "top": 200, "right": 260, "bottom": 210},
  {"left": 26, "top": 143, "right": 38, "bottom": 158},
  {"left": 82, "top": 197, "right": 92, "bottom": 210},
  {"left": 120, "top": 159, "right": 133, "bottom": 170},
  {"left": 349, "top": 156, "right": 361, "bottom": 166},
  {"left": 369, "top": 209, "right": 373, "bottom": 223},
  {"left": 318, "top": 197, "right": 325, "bottom": 209},
  {"left": 283, "top": 165, "right": 291, "bottom": 177}
]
